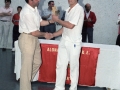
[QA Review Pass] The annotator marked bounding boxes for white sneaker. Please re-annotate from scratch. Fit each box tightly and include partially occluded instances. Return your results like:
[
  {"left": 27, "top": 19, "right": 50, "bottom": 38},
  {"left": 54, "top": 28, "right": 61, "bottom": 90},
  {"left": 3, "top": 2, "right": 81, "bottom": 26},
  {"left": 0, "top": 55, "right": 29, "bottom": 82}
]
[{"left": 12, "top": 48, "right": 15, "bottom": 51}]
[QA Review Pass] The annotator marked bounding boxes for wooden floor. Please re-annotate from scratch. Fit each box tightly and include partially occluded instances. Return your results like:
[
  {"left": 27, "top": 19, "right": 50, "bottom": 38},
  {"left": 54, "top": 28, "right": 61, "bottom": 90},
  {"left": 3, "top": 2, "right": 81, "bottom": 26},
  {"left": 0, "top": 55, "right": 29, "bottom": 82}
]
[{"left": 0, "top": 49, "right": 107, "bottom": 90}]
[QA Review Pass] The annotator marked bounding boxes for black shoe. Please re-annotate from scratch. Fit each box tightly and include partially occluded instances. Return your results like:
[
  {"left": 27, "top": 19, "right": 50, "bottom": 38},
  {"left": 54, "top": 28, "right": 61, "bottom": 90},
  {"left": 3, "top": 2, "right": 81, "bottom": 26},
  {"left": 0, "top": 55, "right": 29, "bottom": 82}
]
[{"left": 2, "top": 48, "right": 6, "bottom": 51}]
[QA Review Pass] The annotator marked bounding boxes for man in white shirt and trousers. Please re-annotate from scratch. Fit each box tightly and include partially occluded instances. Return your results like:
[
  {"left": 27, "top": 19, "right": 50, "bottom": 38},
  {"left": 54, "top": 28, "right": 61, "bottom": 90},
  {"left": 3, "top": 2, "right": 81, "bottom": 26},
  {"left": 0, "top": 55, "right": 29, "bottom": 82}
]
[
  {"left": 52, "top": 0, "right": 84, "bottom": 90},
  {"left": 0, "top": 0, "right": 13, "bottom": 51},
  {"left": 18, "top": 0, "right": 53, "bottom": 90}
]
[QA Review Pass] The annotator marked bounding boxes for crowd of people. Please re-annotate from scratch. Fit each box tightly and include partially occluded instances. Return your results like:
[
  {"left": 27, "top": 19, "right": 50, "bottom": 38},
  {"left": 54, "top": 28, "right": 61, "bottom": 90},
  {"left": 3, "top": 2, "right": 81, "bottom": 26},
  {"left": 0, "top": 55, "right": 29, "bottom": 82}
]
[
  {"left": 0, "top": 0, "right": 120, "bottom": 90},
  {"left": 0, "top": 0, "right": 97, "bottom": 52}
]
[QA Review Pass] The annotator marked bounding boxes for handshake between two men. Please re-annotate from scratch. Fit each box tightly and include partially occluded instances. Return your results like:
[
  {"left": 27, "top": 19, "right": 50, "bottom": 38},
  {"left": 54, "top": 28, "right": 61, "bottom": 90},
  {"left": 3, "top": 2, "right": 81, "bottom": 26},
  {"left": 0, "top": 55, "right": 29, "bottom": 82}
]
[
  {"left": 42, "top": 6, "right": 61, "bottom": 40},
  {"left": 44, "top": 32, "right": 54, "bottom": 40},
  {"left": 43, "top": 14, "right": 61, "bottom": 40}
]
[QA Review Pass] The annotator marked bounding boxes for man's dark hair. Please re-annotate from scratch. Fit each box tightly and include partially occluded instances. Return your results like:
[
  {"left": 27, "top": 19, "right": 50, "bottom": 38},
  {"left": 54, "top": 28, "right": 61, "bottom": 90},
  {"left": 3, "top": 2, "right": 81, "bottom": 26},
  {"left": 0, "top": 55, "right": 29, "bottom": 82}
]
[
  {"left": 5, "top": 0, "right": 11, "bottom": 3},
  {"left": 48, "top": 1, "right": 54, "bottom": 5},
  {"left": 25, "top": 0, "right": 29, "bottom": 3},
  {"left": 17, "top": 6, "right": 22, "bottom": 10}
]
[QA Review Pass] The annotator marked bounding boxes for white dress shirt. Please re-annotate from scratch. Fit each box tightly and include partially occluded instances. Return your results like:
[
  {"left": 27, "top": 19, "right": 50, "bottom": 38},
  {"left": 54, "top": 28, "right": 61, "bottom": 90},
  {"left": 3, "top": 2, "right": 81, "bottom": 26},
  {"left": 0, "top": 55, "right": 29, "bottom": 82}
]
[{"left": 19, "top": 3, "right": 42, "bottom": 33}]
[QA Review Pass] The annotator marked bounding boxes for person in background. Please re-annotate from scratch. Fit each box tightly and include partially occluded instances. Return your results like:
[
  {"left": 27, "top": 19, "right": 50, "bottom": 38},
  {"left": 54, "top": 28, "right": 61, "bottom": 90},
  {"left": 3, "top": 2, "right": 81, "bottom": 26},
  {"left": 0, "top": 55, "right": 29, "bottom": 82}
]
[
  {"left": 52, "top": 0, "right": 84, "bottom": 89},
  {"left": 82, "top": 3, "right": 96, "bottom": 43},
  {"left": 12, "top": 6, "right": 22, "bottom": 51},
  {"left": 42, "top": 0, "right": 56, "bottom": 40},
  {"left": 116, "top": 14, "right": 120, "bottom": 46},
  {"left": 0, "top": 0, "right": 13, "bottom": 51}
]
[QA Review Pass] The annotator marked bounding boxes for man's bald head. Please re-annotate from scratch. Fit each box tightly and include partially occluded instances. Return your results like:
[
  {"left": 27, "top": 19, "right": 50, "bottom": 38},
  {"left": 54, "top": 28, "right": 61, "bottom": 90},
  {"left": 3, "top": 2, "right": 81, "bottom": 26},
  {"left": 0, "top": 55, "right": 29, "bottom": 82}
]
[{"left": 85, "top": 3, "right": 91, "bottom": 12}]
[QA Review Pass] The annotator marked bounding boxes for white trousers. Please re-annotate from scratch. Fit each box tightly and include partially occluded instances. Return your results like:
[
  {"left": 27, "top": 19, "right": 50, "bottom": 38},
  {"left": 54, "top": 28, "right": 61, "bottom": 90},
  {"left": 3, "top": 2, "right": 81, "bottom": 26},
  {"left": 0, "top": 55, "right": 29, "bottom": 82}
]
[
  {"left": 54, "top": 38, "right": 81, "bottom": 90},
  {"left": 0, "top": 21, "right": 10, "bottom": 48}
]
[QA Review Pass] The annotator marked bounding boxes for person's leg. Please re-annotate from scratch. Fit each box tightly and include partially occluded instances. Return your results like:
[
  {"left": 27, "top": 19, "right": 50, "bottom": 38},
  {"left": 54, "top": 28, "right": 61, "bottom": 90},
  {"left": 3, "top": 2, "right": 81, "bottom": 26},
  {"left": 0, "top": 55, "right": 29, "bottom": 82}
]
[
  {"left": 3, "top": 22, "right": 10, "bottom": 48},
  {"left": 18, "top": 34, "right": 36, "bottom": 90},
  {"left": 69, "top": 42, "right": 81, "bottom": 90},
  {"left": 116, "top": 34, "right": 120, "bottom": 46},
  {"left": 31, "top": 39, "right": 42, "bottom": 80},
  {"left": 0, "top": 21, "right": 3, "bottom": 45},
  {"left": 13, "top": 25, "right": 17, "bottom": 47},
  {"left": 87, "top": 27, "right": 93, "bottom": 43},
  {"left": 82, "top": 27, "right": 87, "bottom": 42},
  {"left": 54, "top": 39, "right": 69, "bottom": 90}
]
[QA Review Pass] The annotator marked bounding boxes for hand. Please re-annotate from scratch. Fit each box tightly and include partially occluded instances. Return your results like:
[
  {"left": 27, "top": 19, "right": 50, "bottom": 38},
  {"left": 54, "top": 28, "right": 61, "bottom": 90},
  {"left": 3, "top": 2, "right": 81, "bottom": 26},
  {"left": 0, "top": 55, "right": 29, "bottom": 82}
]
[
  {"left": 0, "top": 13, "right": 4, "bottom": 17},
  {"left": 52, "top": 15, "right": 59, "bottom": 22},
  {"left": 49, "top": 20, "right": 55, "bottom": 23},
  {"left": 88, "top": 18, "right": 91, "bottom": 22},
  {"left": 44, "top": 32, "right": 53, "bottom": 39}
]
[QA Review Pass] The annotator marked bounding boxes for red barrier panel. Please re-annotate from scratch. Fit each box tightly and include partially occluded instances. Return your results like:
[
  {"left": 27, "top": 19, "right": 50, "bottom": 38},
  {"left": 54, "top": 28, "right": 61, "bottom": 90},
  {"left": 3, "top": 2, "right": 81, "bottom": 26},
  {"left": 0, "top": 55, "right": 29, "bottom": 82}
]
[
  {"left": 78, "top": 47, "right": 100, "bottom": 86},
  {"left": 38, "top": 44, "right": 100, "bottom": 86}
]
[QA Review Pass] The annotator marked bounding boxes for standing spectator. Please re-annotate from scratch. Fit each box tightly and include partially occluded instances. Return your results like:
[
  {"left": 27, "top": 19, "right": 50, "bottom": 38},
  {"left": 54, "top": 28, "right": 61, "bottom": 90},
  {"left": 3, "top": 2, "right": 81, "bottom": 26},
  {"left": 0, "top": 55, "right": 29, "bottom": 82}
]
[
  {"left": 0, "top": 0, "right": 13, "bottom": 51},
  {"left": 82, "top": 3, "right": 96, "bottom": 43},
  {"left": 116, "top": 14, "right": 120, "bottom": 46},
  {"left": 42, "top": 0, "right": 56, "bottom": 40},
  {"left": 12, "top": 6, "right": 22, "bottom": 51},
  {"left": 52, "top": 0, "right": 84, "bottom": 89}
]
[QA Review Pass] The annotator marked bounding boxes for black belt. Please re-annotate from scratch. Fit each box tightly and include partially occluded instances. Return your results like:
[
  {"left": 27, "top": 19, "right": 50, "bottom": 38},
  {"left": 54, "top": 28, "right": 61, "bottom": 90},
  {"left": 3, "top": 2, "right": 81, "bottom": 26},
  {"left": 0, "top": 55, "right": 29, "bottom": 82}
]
[{"left": 0, "top": 20, "right": 10, "bottom": 22}]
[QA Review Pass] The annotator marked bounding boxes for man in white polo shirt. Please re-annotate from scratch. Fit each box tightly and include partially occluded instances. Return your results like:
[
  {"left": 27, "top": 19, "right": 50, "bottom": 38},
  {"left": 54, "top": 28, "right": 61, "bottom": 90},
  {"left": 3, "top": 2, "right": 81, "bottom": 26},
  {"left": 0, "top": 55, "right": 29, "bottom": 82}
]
[
  {"left": 0, "top": 0, "right": 13, "bottom": 51},
  {"left": 18, "top": 0, "right": 53, "bottom": 90},
  {"left": 52, "top": 0, "right": 84, "bottom": 90}
]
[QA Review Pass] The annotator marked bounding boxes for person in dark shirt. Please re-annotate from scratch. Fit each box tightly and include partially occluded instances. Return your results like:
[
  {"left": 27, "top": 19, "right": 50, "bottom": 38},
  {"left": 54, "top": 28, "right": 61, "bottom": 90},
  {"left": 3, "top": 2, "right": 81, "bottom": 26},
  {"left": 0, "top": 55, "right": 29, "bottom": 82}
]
[{"left": 12, "top": 6, "right": 22, "bottom": 51}]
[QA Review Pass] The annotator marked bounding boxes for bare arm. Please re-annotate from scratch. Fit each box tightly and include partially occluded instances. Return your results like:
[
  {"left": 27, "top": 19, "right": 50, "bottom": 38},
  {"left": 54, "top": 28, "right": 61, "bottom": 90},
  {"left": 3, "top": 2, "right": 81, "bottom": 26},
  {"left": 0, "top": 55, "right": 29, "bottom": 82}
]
[
  {"left": 1, "top": 11, "right": 12, "bottom": 16},
  {"left": 52, "top": 27, "right": 63, "bottom": 37},
  {"left": 40, "top": 20, "right": 54, "bottom": 26},
  {"left": 31, "top": 30, "right": 45, "bottom": 37},
  {"left": 31, "top": 30, "right": 52, "bottom": 39},
  {"left": 57, "top": 19, "right": 75, "bottom": 29},
  {"left": 52, "top": 15, "right": 75, "bottom": 29}
]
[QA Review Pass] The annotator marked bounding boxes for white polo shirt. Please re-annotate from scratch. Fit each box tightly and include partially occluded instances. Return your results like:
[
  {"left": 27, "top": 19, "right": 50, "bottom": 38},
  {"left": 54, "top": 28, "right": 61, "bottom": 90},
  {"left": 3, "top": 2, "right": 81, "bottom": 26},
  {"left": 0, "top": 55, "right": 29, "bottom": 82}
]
[
  {"left": 62, "top": 3, "right": 84, "bottom": 42},
  {"left": 19, "top": 3, "right": 42, "bottom": 33},
  {"left": 0, "top": 7, "right": 13, "bottom": 21}
]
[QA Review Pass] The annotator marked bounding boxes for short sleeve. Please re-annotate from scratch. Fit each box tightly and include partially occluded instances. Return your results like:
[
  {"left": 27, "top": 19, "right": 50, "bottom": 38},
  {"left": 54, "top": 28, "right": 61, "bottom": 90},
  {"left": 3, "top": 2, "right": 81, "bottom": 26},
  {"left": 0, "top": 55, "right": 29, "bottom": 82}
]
[{"left": 69, "top": 7, "right": 84, "bottom": 25}]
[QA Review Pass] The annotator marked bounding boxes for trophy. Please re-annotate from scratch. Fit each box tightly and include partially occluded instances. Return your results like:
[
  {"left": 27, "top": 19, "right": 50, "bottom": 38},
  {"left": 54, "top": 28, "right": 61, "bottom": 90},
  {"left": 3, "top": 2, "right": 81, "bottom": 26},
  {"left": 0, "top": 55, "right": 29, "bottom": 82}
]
[{"left": 52, "top": 6, "right": 60, "bottom": 16}]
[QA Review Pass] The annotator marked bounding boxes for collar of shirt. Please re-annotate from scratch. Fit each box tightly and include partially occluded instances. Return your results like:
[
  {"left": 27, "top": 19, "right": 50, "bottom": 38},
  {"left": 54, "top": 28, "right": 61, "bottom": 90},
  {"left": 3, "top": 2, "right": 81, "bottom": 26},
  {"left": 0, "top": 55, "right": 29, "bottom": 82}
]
[
  {"left": 26, "top": 3, "right": 38, "bottom": 12},
  {"left": 85, "top": 11, "right": 90, "bottom": 19},
  {"left": 66, "top": 3, "right": 79, "bottom": 13}
]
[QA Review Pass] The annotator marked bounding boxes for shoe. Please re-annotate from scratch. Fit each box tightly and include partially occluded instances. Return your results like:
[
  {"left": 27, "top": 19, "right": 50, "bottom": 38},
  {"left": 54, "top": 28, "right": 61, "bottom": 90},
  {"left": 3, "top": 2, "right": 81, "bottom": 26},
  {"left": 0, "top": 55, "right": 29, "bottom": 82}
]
[
  {"left": 12, "top": 48, "right": 15, "bottom": 51},
  {"left": 2, "top": 48, "right": 6, "bottom": 51},
  {"left": 106, "top": 88, "right": 111, "bottom": 90}
]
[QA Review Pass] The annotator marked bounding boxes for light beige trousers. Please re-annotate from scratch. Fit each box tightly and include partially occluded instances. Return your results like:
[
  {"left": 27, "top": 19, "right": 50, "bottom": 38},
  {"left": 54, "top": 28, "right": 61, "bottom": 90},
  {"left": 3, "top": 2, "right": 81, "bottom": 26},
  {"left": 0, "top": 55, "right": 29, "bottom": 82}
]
[{"left": 18, "top": 33, "right": 42, "bottom": 90}]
